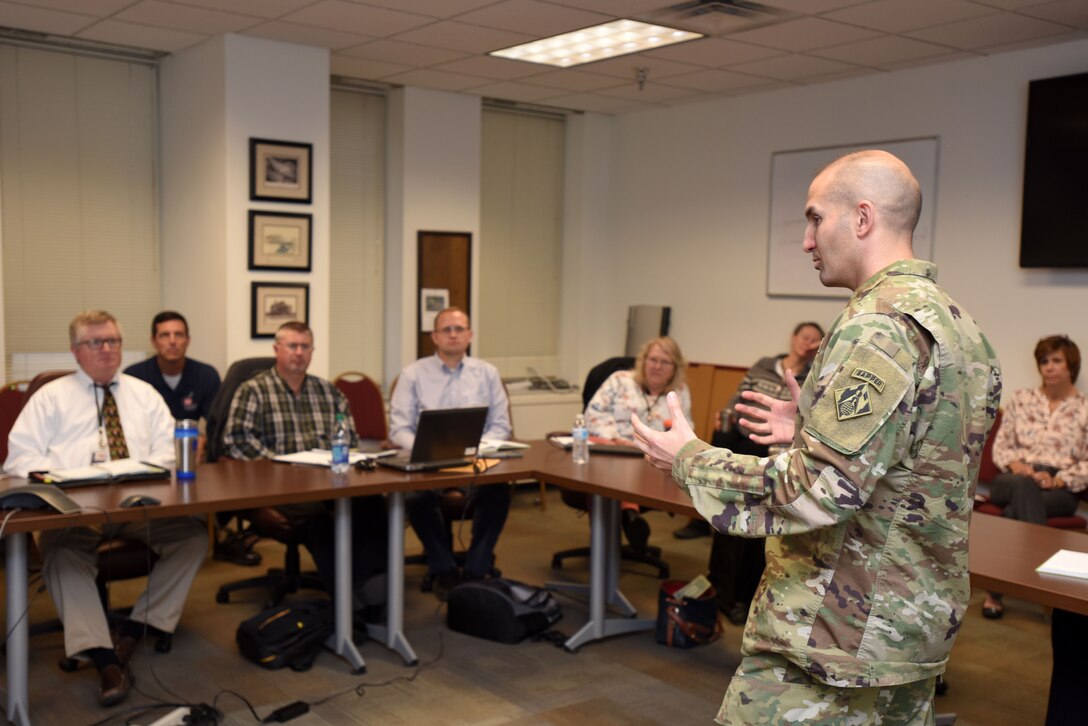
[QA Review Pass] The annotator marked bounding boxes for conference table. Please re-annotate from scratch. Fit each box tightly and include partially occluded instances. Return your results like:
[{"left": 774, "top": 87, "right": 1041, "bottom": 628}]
[{"left": 4, "top": 445, "right": 1088, "bottom": 724}]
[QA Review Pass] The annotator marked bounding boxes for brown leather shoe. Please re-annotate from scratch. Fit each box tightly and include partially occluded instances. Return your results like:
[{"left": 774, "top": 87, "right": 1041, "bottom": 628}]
[
  {"left": 98, "top": 664, "right": 132, "bottom": 708},
  {"left": 114, "top": 636, "right": 138, "bottom": 666}
]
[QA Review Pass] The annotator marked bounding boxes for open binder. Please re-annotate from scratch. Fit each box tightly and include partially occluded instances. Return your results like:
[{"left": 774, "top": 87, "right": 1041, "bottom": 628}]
[{"left": 29, "top": 459, "right": 171, "bottom": 488}]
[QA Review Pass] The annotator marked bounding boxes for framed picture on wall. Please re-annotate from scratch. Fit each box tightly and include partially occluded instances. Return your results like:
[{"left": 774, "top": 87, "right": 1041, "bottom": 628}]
[
  {"left": 248, "top": 210, "right": 312, "bottom": 271},
  {"left": 251, "top": 282, "right": 309, "bottom": 338},
  {"left": 250, "top": 138, "right": 312, "bottom": 203}
]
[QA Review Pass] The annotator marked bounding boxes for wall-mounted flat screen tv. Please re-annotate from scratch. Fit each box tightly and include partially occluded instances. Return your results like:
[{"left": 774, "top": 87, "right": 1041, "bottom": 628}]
[{"left": 1020, "top": 71, "right": 1088, "bottom": 268}]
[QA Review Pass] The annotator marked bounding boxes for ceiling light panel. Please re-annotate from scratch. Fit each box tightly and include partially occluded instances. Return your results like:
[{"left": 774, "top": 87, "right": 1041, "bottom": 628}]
[{"left": 489, "top": 19, "right": 703, "bottom": 68}]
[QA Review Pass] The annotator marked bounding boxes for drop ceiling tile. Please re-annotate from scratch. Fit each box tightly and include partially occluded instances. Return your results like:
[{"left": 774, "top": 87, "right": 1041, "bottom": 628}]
[
  {"left": 349, "top": 0, "right": 500, "bottom": 17},
  {"left": 598, "top": 81, "right": 707, "bottom": 103},
  {"left": 812, "top": 35, "right": 962, "bottom": 68},
  {"left": 2, "top": 0, "right": 130, "bottom": 12},
  {"left": 330, "top": 54, "right": 411, "bottom": 79},
  {"left": 283, "top": 0, "right": 433, "bottom": 36},
  {"left": 116, "top": 1, "right": 260, "bottom": 35},
  {"left": 978, "top": 28, "right": 1086, "bottom": 53},
  {"left": 905, "top": 12, "right": 1071, "bottom": 49},
  {"left": 642, "top": 36, "right": 783, "bottom": 66},
  {"left": 1019, "top": 0, "right": 1088, "bottom": 29},
  {"left": 339, "top": 39, "right": 468, "bottom": 65},
  {"left": 543, "top": 91, "right": 654, "bottom": 113},
  {"left": 665, "top": 67, "right": 785, "bottom": 93},
  {"left": 573, "top": 54, "right": 705, "bottom": 80},
  {"left": 518, "top": 68, "right": 624, "bottom": 91},
  {"left": 170, "top": 0, "right": 315, "bottom": 18},
  {"left": 726, "top": 16, "right": 883, "bottom": 51},
  {"left": 824, "top": 0, "right": 997, "bottom": 33},
  {"left": 393, "top": 20, "right": 535, "bottom": 53},
  {"left": 546, "top": 0, "right": 671, "bottom": 15},
  {"left": 456, "top": 0, "right": 611, "bottom": 36},
  {"left": 382, "top": 67, "right": 493, "bottom": 91},
  {"left": 761, "top": 0, "right": 863, "bottom": 13},
  {"left": 77, "top": 19, "right": 208, "bottom": 52},
  {"left": 641, "top": 8, "right": 765, "bottom": 37},
  {"left": 881, "top": 49, "right": 977, "bottom": 70},
  {"left": 433, "top": 54, "right": 542, "bottom": 79},
  {"left": 243, "top": 20, "right": 373, "bottom": 50},
  {"left": 0, "top": 2, "right": 96, "bottom": 35},
  {"left": 463, "top": 80, "right": 564, "bottom": 102},
  {"left": 970, "top": 0, "right": 1053, "bottom": 9},
  {"left": 728, "top": 53, "right": 861, "bottom": 81}
]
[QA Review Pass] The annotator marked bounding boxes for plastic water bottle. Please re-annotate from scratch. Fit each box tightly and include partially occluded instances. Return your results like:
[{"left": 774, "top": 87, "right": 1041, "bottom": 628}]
[
  {"left": 331, "top": 413, "right": 350, "bottom": 474},
  {"left": 571, "top": 413, "right": 590, "bottom": 465}
]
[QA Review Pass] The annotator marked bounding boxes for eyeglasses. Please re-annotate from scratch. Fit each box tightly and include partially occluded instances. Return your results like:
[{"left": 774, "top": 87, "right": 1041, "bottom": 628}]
[
  {"left": 645, "top": 356, "right": 675, "bottom": 368},
  {"left": 77, "top": 338, "right": 122, "bottom": 351},
  {"left": 437, "top": 326, "right": 468, "bottom": 335},
  {"left": 280, "top": 343, "right": 313, "bottom": 352}
]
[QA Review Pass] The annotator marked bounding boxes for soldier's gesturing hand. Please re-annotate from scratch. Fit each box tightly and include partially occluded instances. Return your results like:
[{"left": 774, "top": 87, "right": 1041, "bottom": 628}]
[
  {"left": 735, "top": 368, "right": 801, "bottom": 446},
  {"left": 632, "top": 391, "right": 696, "bottom": 472}
]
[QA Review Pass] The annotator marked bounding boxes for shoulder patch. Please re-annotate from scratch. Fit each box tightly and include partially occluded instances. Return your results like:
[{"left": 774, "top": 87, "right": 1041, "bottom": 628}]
[
  {"left": 805, "top": 340, "right": 913, "bottom": 456},
  {"left": 850, "top": 368, "right": 886, "bottom": 392},
  {"left": 835, "top": 382, "right": 873, "bottom": 420}
]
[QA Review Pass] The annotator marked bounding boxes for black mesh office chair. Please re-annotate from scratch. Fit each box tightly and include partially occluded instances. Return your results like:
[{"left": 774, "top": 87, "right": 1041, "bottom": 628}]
[
  {"left": 207, "top": 357, "right": 326, "bottom": 608},
  {"left": 550, "top": 356, "right": 670, "bottom": 579}
]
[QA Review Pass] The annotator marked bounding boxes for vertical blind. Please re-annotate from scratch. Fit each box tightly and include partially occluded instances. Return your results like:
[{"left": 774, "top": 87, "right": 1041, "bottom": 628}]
[
  {"left": 478, "top": 108, "right": 565, "bottom": 377},
  {"left": 0, "top": 45, "right": 159, "bottom": 380},
  {"left": 329, "top": 88, "right": 386, "bottom": 383}
]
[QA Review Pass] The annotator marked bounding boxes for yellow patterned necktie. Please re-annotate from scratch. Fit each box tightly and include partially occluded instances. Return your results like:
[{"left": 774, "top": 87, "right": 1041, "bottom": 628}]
[{"left": 100, "top": 385, "right": 129, "bottom": 460}]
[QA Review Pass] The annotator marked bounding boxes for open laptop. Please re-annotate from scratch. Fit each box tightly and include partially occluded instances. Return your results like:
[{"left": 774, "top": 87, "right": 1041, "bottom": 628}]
[{"left": 378, "top": 406, "right": 489, "bottom": 472}]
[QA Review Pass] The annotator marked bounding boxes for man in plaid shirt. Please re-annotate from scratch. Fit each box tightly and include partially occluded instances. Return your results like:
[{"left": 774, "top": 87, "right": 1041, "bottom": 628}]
[{"left": 223, "top": 320, "right": 387, "bottom": 609}]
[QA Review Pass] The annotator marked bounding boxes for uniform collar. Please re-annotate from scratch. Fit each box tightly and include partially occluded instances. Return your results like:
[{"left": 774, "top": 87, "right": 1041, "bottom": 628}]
[{"left": 853, "top": 259, "right": 937, "bottom": 301}]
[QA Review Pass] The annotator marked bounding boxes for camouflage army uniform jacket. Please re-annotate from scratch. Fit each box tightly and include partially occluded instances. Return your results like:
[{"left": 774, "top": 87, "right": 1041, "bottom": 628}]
[{"left": 673, "top": 259, "right": 1001, "bottom": 688}]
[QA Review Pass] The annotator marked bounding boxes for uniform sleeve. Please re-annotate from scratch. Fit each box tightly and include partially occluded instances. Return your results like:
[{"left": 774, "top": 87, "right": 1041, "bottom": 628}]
[
  {"left": 223, "top": 382, "right": 274, "bottom": 461},
  {"left": 199, "top": 368, "right": 223, "bottom": 422},
  {"left": 585, "top": 374, "right": 621, "bottom": 439},
  {"left": 673, "top": 318, "right": 919, "bottom": 537},
  {"left": 388, "top": 370, "right": 420, "bottom": 450},
  {"left": 482, "top": 367, "right": 512, "bottom": 441},
  {"left": 990, "top": 392, "right": 1025, "bottom": 472}
]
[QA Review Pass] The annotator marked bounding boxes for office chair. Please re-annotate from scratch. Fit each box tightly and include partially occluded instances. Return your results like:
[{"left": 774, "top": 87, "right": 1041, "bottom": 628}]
[
  {"left": 207, "top": 357, "right": 326, "bottom": 608},
  {"left": 0, "top": 380, "right": 27, "bottom": 464},
  {"left": 550, "top": 356, "right": 670, "bottom": 579},
  {"left": 333, "top": 371, "right": 388, "bottom": 442}
]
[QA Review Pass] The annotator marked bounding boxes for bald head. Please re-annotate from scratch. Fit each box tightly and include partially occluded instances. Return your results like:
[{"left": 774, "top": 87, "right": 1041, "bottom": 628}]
[{"left": 819, "top": 150, "right": 922, "bottom": 238}]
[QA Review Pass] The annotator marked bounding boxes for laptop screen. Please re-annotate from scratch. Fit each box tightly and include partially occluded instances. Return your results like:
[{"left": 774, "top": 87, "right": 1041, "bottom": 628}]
[{"left": 410, "top": 406, "right": 489, "bottom": 463}]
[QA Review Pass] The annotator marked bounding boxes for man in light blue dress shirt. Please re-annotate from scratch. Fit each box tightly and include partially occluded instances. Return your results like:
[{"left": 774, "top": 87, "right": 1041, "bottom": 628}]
[{"left": 389, "top": 307, "right": 512, "bottom": 600}]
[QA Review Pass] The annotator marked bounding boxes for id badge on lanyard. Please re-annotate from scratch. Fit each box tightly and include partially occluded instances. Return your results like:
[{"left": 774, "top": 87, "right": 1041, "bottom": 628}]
[{"left": 92, "top": 425, "right": 108, "bottom": 463}]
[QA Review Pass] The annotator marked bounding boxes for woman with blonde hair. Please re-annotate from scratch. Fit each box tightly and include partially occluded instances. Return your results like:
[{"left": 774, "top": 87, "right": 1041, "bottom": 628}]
[{"left": 585, "top": 336, "right": 693, "bottom": 548}]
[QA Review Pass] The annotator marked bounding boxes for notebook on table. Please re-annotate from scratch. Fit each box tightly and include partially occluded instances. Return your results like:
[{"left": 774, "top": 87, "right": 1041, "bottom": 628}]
[
  {"left": 29, "top": 459, "right": 171, "bottom": 488},
  {"left": 550, "top": 435, "right": 643, "bottom": 457},
  {"left": 378, "top": 406, "right": 489, "bottom": 472}
]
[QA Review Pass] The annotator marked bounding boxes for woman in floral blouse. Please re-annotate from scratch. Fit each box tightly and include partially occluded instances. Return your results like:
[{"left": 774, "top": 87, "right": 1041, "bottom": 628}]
[
  {"left": 983, "top": 335, "right": 1088, "bottom": 618},
  {"left": 585, "top": 337, "right": 692, "bottom": 548}
]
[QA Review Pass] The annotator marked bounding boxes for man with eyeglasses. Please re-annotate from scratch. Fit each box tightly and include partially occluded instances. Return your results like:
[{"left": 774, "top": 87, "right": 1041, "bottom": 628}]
[
  {"left": 389, "top": 306, "right": 512, "bottom": 601},
  {"left": 222, "top": 320, "right": 388, "bottom": 613},
  {"left": 5, "top": 310, "right": 208, "bottom": 708}
]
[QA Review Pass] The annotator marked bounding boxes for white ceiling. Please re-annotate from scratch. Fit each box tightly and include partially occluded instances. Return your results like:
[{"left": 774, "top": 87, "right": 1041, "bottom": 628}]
[{"left": 1, "top": 0, "right": 1086, "bottom": 114}]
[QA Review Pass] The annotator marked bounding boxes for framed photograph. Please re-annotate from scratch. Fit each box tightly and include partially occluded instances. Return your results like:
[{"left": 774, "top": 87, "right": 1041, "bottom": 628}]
[
  {"left": 251, "top": 282, "right": 309, "bottom": 338},
  {"left": 248, "top": 211, "right": 312, "bottom": 272},
  {"left": 250, "top": 138, "right": 312, "bottom": 203}
]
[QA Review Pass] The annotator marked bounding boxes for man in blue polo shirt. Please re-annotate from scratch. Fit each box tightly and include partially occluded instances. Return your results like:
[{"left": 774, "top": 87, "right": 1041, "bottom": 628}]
[{"left": 125, "top": 311, "right": 221, "bottom": 423}]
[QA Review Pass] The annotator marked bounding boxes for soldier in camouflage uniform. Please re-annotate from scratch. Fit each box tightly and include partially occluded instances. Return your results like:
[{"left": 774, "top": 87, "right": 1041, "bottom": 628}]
[{"left": 633, "top": 150, "right": 1001, "bottom": 725}]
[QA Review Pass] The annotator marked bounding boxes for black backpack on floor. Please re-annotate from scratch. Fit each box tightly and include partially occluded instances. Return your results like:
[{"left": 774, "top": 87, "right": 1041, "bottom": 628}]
[
  {"left": 447, "top": 578, "right": 563, "bottom": 644},
  {"left": 236, "top": 599, "right": 334, "bottom": 671}
]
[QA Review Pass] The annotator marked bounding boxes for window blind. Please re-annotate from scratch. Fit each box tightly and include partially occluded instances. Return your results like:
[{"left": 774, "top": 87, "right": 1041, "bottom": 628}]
[
  {"left": 0, "top": 45, "right": 159, "bottom": 380},
  {"left": 478, "top": 108, "right": 565, "bottom": 377},
  {"left": 329, "top": 87, "right": 386, "bottom": 383}
]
